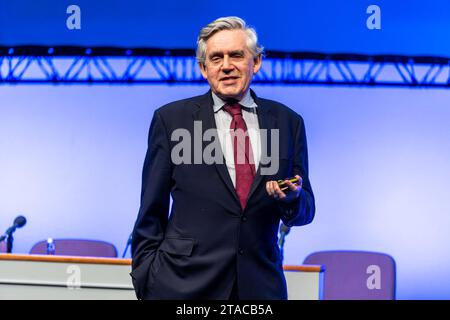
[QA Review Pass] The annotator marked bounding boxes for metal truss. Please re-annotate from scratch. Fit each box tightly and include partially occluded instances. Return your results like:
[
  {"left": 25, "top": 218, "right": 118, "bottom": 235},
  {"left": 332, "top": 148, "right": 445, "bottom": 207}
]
[{"left": 1, "top": 46, "right": 450, "bottom": 87}]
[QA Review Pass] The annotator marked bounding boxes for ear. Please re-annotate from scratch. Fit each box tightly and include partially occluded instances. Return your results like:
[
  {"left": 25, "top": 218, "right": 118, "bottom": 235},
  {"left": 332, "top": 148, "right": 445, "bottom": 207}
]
[
  {"left": 199, "top": 63, "right": 208, "bottom": 80},
  {"left": 253, "top": 54, "right": 262, "bottom": 74}
]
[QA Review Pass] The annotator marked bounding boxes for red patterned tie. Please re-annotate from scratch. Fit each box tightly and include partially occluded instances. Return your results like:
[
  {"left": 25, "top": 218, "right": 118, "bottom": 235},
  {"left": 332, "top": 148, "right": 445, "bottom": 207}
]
[{"left": 223, "top": 103, "right": 256, "bottom": 210}]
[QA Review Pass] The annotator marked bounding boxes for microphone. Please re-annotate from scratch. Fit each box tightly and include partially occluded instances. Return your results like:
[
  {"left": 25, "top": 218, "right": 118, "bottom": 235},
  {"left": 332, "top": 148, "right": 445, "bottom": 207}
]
[
  {"left": 7, "top": 216, "right": 27, "bottom": 233},
  {"left": 280, "top": 223, "right": 291, "bottom": 236},
  {"left": 0, "top": 215, "right": 27, "bottom": 253},
  {"left": 278, "top": 223, "right": 291, "bottom": 264}
]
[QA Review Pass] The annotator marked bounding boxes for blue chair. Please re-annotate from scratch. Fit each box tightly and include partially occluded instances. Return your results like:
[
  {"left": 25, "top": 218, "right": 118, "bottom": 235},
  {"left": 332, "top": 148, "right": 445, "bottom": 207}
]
[{"left": 303, "top": 250, "right": 396, "bottom": 300}]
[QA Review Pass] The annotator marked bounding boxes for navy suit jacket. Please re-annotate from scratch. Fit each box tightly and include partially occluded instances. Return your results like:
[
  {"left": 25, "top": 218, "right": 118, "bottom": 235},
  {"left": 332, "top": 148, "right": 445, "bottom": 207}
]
[{"left": 131, "top": 90, "right": 315, "bottom": 300}]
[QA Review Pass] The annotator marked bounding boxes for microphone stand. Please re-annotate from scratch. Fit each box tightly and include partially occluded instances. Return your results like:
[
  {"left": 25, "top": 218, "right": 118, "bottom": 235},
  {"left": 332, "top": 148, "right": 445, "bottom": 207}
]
[
  {"left": 278, "top": 224, "right": 291, "bottom": 265},
  {"left": 278, "top": 232, "right": 286, "bottom": 264},
  {"left": 122, "top": 233, "right": 133, "bottom": 258},
  {"left": 0, "top": 229, "right": 14, "bottom": 253},
  {"left": 6, "top": 234, "right": 13, "bottom": 253}
]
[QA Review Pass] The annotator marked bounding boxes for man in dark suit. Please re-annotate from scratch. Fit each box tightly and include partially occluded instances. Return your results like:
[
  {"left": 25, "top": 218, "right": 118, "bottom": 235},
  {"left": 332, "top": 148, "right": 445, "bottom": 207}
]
[{"left": 131, "top": 16, "right": 315, "bottom": 300}]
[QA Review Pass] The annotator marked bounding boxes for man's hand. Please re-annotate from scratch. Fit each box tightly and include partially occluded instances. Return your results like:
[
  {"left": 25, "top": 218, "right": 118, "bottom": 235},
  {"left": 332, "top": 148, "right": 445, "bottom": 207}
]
[{"left": 266, "top": 175, "right": 303, "bottom": 203}]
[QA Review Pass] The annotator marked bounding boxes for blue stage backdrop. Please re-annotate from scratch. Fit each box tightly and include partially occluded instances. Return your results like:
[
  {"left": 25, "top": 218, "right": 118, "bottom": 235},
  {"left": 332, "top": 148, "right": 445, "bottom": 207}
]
[{"left": 0, "top": 0, "right": 449, "bottom": 56}]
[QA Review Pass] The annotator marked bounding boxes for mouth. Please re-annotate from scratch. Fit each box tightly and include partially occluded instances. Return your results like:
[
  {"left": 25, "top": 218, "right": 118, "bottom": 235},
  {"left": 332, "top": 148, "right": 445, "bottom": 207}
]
[{"left": 220, "top": 76, "right": 239, "bottom": 82}]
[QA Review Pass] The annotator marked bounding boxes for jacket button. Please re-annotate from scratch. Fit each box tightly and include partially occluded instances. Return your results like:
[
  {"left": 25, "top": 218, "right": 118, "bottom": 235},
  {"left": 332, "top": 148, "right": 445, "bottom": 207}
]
[
  {"left": 241, "top": 216, "right": 247, "bottom": 222},
  {"left": 238, "top": 248, "right": 244, "bottom": 255}
]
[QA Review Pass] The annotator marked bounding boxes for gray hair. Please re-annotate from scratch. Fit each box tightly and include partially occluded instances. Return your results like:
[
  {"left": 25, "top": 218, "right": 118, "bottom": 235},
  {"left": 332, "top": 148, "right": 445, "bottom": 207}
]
[{"left": 196, "top": 16, "right": 264, "bottom": 66}]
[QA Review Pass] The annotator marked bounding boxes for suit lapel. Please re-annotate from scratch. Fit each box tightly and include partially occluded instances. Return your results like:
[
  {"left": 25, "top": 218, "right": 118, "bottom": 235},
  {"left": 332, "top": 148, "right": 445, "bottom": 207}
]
[
  {"left": 246, "top": 91, "right": 278, "bottom": 205},
  {"left": 192, "top": 91, "right": 241, "bottom": 207}
]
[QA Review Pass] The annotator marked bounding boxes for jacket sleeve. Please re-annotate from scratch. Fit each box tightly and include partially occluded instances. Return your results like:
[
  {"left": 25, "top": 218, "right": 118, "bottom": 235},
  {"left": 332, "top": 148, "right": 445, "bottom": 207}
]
[
  {"left": 130, "top": 110, "right": 172, "bottom": 299},
  {"left": 278, "top": 116, "right": 315, "bottom": 227}
]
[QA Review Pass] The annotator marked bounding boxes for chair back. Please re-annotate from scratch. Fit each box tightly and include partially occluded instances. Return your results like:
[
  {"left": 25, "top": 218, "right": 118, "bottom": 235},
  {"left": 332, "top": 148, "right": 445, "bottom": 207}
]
[
  {"left": 0, "top": 241, "right": 6, "bottom": 253},
  {"left": 29, "top": 239, "right": 118, "bottom": 258},
  {"left": 303, "top": 250, "right": 396, "bottom": 299}
]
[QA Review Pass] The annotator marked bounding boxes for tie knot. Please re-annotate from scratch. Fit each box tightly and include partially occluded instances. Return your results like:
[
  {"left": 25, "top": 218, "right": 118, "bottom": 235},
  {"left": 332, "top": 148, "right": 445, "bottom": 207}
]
[{"left": 223, "top": 103, "right": 242, "bottom": 117}]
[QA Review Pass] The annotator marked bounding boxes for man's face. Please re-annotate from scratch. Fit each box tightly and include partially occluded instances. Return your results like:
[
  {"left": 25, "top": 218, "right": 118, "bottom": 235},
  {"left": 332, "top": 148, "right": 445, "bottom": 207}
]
[{"left": 200, "top": 29, "right": 262, "bottom": 101}]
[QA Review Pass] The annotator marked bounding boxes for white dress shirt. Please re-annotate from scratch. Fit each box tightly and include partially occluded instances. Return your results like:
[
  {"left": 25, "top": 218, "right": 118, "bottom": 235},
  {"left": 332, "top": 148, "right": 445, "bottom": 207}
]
[{"left": 212, "top": 90, "right": 261, "bottom": 187}]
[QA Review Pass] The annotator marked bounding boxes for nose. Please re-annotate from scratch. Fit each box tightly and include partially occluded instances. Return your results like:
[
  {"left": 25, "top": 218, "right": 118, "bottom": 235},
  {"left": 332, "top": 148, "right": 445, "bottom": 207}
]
[{"left": 221, "top": 55, "right": 234, "bottom": 73}]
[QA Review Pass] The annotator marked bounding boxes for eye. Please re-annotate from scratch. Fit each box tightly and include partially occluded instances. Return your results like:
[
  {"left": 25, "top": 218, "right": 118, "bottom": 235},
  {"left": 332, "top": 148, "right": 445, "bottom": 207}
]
[{"left": 231, "top": 52, "right": 244, "bottom": 59}]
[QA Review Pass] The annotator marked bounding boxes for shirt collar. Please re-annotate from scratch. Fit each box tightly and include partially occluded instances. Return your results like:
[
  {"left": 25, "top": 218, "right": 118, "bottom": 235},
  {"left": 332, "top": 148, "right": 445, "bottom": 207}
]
[{"left": 211, "top": 90, "right": 258, "bottom": 113}]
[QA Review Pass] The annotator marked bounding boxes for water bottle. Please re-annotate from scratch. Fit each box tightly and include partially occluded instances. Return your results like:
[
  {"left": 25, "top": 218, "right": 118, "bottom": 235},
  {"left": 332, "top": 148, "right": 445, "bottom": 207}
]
[{"left": 46, "top": 238, "right": 56, "bottom": 255}]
